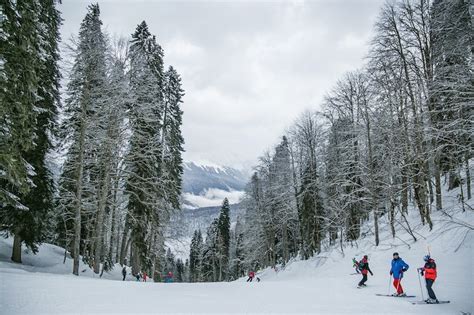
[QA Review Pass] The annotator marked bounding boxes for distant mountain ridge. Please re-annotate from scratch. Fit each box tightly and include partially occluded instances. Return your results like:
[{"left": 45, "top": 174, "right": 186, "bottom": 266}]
[
  {"left": 181, "top": 161, "right": 249, "bottom": 209},
  {"left": 182, "top": 162, "right": 248, "bottom": 194}
]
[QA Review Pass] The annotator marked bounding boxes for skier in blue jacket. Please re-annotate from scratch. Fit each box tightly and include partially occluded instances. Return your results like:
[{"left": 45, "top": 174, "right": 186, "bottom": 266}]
[{"left": 390, "top": 252, "right": 409, "bottom": 296}]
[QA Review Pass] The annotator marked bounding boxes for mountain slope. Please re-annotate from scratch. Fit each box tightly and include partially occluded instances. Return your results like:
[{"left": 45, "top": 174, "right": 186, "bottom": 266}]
[
  {"left": 181, "top": 161, "right": 249, "bottom": 209},
  {"left": 2, "top": 174, "right": 473, "bottom": 314}
]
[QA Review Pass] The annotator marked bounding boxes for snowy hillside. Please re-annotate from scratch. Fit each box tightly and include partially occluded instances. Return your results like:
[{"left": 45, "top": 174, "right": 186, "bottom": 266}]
[
  {"left": 181, "top": 161, "right": 249, "bottom": 209},
  {"left": 1, "top": 181, "right": 472, "bottom": 314}
]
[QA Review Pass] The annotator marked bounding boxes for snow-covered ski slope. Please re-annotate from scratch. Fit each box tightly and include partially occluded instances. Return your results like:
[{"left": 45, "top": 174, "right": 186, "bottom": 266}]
[{"left": 1, "top": 182, "right": 473, "bottom": 314}]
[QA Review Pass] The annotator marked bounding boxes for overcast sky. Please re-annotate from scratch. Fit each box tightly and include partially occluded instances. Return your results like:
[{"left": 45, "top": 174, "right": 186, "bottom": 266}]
[{"left": 59, "top": 0, "right": 383, "bottom": 169}]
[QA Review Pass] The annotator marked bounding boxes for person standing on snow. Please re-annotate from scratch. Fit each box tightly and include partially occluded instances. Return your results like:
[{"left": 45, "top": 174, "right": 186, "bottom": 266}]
[
  {"left": 122, "top": 266, "right": 127, "bottom": 281},
  {"left": 418, "top": 255, "right": 439, "bottom": 303},
  {"left": 142, "top": 271, "right": 147, "bottom": 282},
  {"left": 247, "top": 271, "right": 255, "bottom": 282},
  {"left": 390, "top": 252, "right": 409, "bottom": 296},
  {"left": 357, "top": 255, "right": 373, "bottom": 287}
]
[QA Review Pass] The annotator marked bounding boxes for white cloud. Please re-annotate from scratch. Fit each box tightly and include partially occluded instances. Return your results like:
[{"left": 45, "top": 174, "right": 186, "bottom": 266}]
[
  {"left": 59, "top": 0, "right": 383, "bottom": 168},
  {"left": 183, "top": 189, "right": 244, "bottom": 208}
]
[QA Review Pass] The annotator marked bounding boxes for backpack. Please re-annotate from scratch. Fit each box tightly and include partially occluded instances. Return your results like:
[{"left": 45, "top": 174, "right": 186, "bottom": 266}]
[{"left": 358, "top": 260, "right": 366, "bottom": 271}]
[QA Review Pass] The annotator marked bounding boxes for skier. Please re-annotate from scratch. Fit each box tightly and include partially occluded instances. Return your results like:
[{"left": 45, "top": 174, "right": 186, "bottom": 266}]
[
  {"left": 357, "top": 255, "right": 373, "bottom": 287},
  {"left": 142, "top": 271, "right": 147, "bottom": 282},
  {"left": 122, "top": 266, "right": 127, "bottom": 281},
  {"left": 165, "top": 271, "right": 174, "bottom": 283},
  {"left": 135, "top": 272, "right": 141, "bottom": 282},
  {"left": 390, "top": 252, "right": 409, "bottom": 296},
  {"left": 352, "top": 258, "right": 361, "bottom": 274},
  {"left": 418, "top": 255, "right": 439, "bottom": 303},
  {"left": 247, "top": 271, "right": 255, "bottom": 282}
]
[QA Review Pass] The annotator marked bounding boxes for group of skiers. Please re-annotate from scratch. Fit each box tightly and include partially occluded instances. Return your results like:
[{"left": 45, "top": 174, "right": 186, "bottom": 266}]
[
  {"left": 354, "top": 252, "right": 440, "bottom": 304},
  {"left": 121, "top": 266, "right": 150, "bottom": 282}
]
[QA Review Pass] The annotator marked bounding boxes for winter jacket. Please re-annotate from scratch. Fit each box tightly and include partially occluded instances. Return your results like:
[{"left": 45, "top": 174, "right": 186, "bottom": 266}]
[
  {"left": 390, "top": 257, "right": 409, "bottom": 279},
  {"left": 358, "top": 258, "right": 373, "bottom": 275},
  {"left": 421, "top": 259, "right": 437, "bottom": 280},
  {"left": 249, "top": 271, "right": 255, "bottom": 278}
]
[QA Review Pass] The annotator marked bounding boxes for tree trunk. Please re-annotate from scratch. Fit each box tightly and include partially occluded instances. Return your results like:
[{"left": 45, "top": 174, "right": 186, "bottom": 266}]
[
  {"left": 434, "top": 160, "right": 442, "bottom": 209},
  {"left": 466, "top": 156, "right": 471, "bottom": 200},
  {"left": 93, "top": 158, "right": 113, "bottom": 273},
  {"left": 119, "top": 215, "right": 130, "bottom": 265},
  {"left": 11, "top": 233, "right": 22, "bottom": 263},
  {"left": 389, "top": 201, "right": 396, "bottom": 238},
  {"left": 73, "top": 121, "right": 86, "bottom": 276}
]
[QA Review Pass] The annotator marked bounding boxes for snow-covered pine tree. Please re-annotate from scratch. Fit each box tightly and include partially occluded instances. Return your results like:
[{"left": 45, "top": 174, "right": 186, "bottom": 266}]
[
  {"left": 125, "top": 21, "right": 165, "bottom": 275},
  {"left": 0, "top": 0, "right": 61, "bottom": 263},
  {"left": 201, "top": 218, "right": 219, "bottom": 281},
  {"left": 431, "top": 0, "right": 473, "bottom": 199},
  {"left": 175, "top": 258, "right": 184, "bottom": 282},
  {"left": 217, "top": 198, "right": 231, "bottom": 281},
  {"left": 189, "top": 229, "right": 203, "bottom": 282},
  {"left": 56, "top": 4, "right": 108, "bottom": 275},
  {"left": 162, "top": 66, "right": 185, "bottom": 209}
]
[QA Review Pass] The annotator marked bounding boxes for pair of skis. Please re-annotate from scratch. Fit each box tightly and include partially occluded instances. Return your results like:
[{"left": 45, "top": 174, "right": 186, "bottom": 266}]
[{"left": 375, "top": 294, "right": 450, "bottom": 305}]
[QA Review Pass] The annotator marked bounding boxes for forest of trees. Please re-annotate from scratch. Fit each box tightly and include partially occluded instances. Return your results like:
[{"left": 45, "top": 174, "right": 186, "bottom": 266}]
[
  {"left": 185, "top": 0, "right": 473, "bottom": 282},
  {"left": 1, "top": 0, "right": 472, "bottom": 284},
  {"left": 1, "top": 2, "right": 185, "bottom": 280}
]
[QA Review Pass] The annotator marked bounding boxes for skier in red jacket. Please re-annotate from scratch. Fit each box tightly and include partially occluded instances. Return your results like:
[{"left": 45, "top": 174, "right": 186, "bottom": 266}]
[
  {"left": 357, "top": 255, "right": 373, "bottom": 288},
  {"left": 247, "top": 271, "right": 255, "bottom": 282},
  {"left": 418, "top": 255, "right": 438, "bottom": 303}
]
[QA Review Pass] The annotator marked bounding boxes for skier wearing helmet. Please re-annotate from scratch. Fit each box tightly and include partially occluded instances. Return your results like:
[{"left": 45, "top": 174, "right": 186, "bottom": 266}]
[{"left": 418, "top": 255, "right": 439, "bottom": 304}]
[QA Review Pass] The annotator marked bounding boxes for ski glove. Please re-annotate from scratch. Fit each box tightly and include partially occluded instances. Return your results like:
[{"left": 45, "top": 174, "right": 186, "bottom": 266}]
[{"left": 370, "top": 271, "right": 374, "bottom": 276}]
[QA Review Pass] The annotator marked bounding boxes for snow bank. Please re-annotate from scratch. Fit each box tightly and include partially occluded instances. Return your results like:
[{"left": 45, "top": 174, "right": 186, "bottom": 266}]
[{"left": 0, "top": 179, "right": 472, "bottom": 314}]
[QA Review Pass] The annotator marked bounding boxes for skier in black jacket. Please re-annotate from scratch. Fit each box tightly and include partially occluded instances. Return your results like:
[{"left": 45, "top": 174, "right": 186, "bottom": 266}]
[{"left": 357, "top": 255, "right": 373, "bottom": 287}]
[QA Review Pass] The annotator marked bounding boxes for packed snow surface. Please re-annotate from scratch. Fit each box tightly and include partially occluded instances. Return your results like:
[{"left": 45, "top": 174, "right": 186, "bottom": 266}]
[{"left": 1, "top": 185, "right": 473, "bottom": 314}]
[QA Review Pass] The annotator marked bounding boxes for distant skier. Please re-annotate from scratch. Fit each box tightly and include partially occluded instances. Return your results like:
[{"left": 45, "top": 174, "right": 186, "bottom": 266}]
[
  {"left": 165, "top": 271, "right": 174, "bottom": 283},
  {"left": 247, "top": 271, "right": 260, "bottom": 282},
  {"left": 135, "top": 272, "right": 141, "bottom": 282},
  {"left": 122, "top": 266, "right": 127, "bottom": 281},
  {"left": 247, "top": 271, "right": 255, "bottom": 282},
  {"left": 390, "top": 252, "right": 409, "bottom": 296},
  {"left": 352, "top": 258, "right": 360, "bottom": 274},
  {"left": 142, "top": 271, "right": 147, "bottom": 282},
  {"left": 418, "top": 255, "right": 439, "bottom": 303},
  {"left": 357, "top": 255, "right": 373, "bottom": 287}
]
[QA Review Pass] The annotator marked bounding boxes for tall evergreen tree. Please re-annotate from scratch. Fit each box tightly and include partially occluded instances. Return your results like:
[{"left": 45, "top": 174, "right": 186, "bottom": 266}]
[
  {"left": 189, "top": 229, "right": 203, "bottom": 282},
  {"left": 125, "top": 21, "right": 165, "bottom": 274},
  {"left": 162, "top": 66, "right": 185, "bottom": 209},
  {"left": 0, "top": 0, "right": 61, "bottom": 263},
  {"left": 431, "top": 0, "right": 473, "bottom": 193},
  {"left": 56, "top": 4, "right": 108, "bottom": 275},
  {"left": 217, "top": 198, "right": 231, "bottom": 281}
]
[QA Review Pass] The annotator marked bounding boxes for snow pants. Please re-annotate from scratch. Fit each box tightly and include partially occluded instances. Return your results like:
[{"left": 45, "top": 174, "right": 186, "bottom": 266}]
[
  {"left": 425, "top": 279, "right": 437, "bottom": 300},
  {"left": 358, "top": 274, "right": 367, "bottom": 286},
  {"left": 393, "top": 278, "right": 404, "bottom": 294}
]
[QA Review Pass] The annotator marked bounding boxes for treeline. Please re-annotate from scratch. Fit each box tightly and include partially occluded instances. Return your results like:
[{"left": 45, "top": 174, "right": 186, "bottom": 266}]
[
  {"left": 1, "top": 3, "right": 185, "bottom": 281},
  {"left": 241, "top": 0, "right": 472, "bottom": 273},
  {"left": 187, "top": 198, "right": 245, "bottom": 282}
]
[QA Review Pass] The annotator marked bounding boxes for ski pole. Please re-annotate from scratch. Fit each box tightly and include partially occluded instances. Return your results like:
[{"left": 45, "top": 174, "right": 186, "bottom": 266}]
[
  {"left": 388, "top": 274, "right": 392, "bottom": 295},
  {"left": 417, "top": 270, "right": 425, "bottom": 301}
]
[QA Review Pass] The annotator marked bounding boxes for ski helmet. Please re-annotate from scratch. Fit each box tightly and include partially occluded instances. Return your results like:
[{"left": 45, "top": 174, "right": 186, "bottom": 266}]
[{"left": 423, "top": 255, "right": 430, "bottom": 262}]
